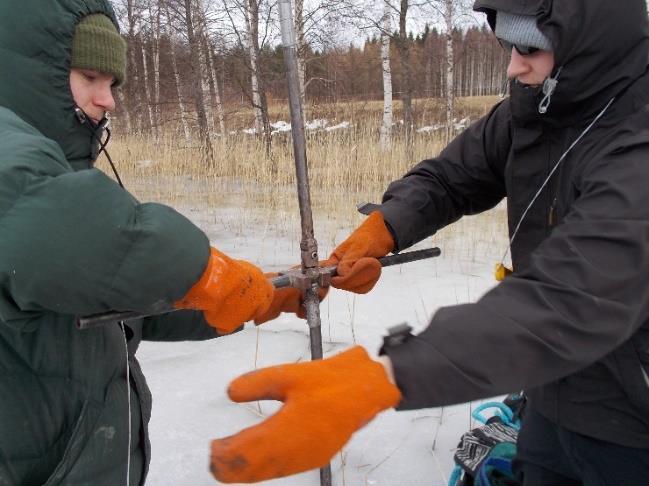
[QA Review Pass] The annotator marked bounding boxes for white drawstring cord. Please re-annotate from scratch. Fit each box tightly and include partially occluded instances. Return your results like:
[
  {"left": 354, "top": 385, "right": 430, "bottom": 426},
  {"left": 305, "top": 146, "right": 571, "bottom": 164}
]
[
  {"left": 500, "top": 96, "right": 616, "bottom": 267},
  {"left": 120, "top": 322, "right": 132, "bottom": 486},
  {"left": 538, "top": 67, "right": 563, "bottom": 114}
]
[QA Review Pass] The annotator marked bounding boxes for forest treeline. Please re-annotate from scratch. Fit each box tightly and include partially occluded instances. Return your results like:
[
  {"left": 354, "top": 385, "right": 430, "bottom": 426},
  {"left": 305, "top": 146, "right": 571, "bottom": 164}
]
[{"left": 113, "top": 0, "right": 507, "bottom": 158}]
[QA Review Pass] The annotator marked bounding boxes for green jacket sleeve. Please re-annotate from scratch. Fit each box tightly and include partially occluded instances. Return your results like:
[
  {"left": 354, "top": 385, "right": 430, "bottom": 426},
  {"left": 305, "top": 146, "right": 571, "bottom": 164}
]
[
  {"left": 0, "top": 130, "right": 210, "bottom": 323},
  {"left": 142, "top": 310, "right": 225, "bottom": 342}
]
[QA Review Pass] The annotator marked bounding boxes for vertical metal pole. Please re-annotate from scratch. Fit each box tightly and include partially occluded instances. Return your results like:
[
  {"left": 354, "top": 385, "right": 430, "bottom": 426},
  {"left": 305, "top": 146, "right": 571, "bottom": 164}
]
[{"left": 278, "top": 1, "right": 332, "bottom": 485}]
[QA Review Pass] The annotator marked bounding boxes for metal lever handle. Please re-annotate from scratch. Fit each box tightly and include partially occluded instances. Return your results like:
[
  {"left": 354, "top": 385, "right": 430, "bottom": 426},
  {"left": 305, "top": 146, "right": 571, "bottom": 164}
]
[{"left": 77, "top": 247, "right": 441, "bottom": 330}]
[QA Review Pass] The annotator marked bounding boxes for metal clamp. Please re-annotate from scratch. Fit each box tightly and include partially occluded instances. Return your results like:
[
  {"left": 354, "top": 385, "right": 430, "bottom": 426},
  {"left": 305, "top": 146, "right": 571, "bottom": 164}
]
[{"left": 279, "top": 266, "right": 333, "bottom": 291}]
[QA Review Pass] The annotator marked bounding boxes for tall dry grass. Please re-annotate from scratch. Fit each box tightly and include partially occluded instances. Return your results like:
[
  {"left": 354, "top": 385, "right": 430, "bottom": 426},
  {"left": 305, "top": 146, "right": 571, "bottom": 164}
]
[
  {"left": 99, "top": 95, "right": 509, "bottom": 260},
  {"left": 103, "top": 96, "right": 499, "bottom": 208}
]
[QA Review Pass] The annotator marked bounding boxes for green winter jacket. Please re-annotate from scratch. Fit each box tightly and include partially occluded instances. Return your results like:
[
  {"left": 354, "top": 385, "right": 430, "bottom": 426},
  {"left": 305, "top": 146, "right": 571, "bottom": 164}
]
[{"left": 0, "top": 1, "right": 219, "bottom": 484}]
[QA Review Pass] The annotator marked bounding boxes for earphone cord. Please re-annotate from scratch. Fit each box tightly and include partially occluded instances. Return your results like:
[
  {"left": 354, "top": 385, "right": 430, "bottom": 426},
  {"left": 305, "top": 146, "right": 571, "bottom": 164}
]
[
  {"left": 75, "top": 107, "right": 124, "bottom": 188},
  {"left": 500, "top": 96, "right": 616, "bottom": 266},
  {"left": 97, "top": 126, "right": 125, "bottom": 188}
]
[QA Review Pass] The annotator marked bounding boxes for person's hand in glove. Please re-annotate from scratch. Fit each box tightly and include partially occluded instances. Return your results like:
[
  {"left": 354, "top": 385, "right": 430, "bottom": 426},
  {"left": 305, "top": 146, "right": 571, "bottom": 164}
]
[
  {"left": 174, "top": 247, "right": 274, "bottom": 334},
  {"left": 210, "top": 346, "right": 401, "bottom": 483},
  {"left": 253, "top": 271, "right": 329, "bottom": 324},
  {"left": 324, "top": 211, "right": 395, "bottom": 294}
]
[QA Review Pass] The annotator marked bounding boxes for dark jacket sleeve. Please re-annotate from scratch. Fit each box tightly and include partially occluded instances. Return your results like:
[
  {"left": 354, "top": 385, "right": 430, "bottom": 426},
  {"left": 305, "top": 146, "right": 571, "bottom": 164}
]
[
  {"left": 378, "top": 100, "right": 511, "bottom": 251},
  {"left": 141, "top": 310, "right": 226, "bottom": 342},
  {"left": 385, "top": 140, "right": 649, "bottom": 409}
]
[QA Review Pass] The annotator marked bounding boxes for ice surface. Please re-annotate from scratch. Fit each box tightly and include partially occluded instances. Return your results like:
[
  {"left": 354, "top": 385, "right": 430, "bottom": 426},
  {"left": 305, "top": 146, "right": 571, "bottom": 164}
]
[{"left": 139, "top": 200, "right": 508, "bottom": 486}]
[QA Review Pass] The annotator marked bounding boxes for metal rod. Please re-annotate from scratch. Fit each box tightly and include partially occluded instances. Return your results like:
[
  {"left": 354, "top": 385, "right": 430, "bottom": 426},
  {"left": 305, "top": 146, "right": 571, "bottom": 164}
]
[
  {"left": 77, "top": 248, "right": 442, "bottom": 329},
  {"left": 277, "top": 1, "right": 330, "bottom": 482}
]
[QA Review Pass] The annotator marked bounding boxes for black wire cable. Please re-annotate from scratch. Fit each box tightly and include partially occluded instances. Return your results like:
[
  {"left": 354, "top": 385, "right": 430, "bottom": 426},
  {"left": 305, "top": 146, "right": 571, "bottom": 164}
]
[
  {"left": 74, "top": 106, "right": 125, "bottom": 189},
  {"left": 98, "top": 126, "right": 124, "bottom": 188}
]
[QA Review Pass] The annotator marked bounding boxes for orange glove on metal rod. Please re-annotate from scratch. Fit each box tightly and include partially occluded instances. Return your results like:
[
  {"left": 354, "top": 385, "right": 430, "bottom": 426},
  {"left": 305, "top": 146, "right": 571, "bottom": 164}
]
[
  {"left": 324, "top": 211, "right": 395, "bottom": 294},
  {"left": 210, "top": 346, "right": 401, "bottom": 483},
  {"left": 254, "top": 271, "right": 329, "bottom": 324},
  {"left": 174, "top": 247, "right": 274, "bottom": 334}
]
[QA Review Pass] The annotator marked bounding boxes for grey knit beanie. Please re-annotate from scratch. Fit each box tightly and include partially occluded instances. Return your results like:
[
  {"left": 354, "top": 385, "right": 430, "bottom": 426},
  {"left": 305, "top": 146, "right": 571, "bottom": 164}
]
[{"left": 495, "top": 11, "right": 552, "bottom": 51}]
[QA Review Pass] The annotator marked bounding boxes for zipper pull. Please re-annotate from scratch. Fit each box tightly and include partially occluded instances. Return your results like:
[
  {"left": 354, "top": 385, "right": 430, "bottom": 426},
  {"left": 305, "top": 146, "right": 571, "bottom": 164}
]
[
  {"left": 495, "top": 262, "right": 513, "bottom": 281},
  {"left": 548, "top": 197, "right": 557, "bottom": 227}
]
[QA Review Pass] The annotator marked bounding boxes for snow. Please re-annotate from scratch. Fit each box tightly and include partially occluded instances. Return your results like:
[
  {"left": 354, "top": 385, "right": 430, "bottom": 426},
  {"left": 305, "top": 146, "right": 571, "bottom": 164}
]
[
  {"left": 324, "top": 121, "right": 351, "bottom": 132},
  {"left": 271, "top": 120, "right": 292, "bottom": 133},
  {"left": 233, "top": 119, "right": 352, "bottom": 136},
  {"left": 416, "top": 118, "right": 470, "bottom": 134},
  {"left": 416, "top": 123, "right": 445, "bottom": 133},
  {"left": 137, "top": 199, "right": 508, "bottom": 486},
  {"left": 305, "top": 119, "right": 329, "bottom": 131}
]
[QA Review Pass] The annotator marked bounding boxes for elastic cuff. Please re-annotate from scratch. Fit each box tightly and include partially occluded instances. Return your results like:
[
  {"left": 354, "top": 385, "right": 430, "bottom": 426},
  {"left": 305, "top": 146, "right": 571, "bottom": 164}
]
[
  {"left": 375, "top": 201, "right": 425, "bottom": 252},
  {"left": 382, "top": 336, "right": 440, "bottom": 410}
]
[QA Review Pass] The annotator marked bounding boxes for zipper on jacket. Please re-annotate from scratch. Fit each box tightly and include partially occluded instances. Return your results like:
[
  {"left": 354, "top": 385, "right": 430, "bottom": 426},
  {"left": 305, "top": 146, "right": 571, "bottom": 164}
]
[
  {"left": 120, "top": 322, "right": 132, "bottom": 485},
  {"left": 548, "top": 197, "right": 558, "bottom": 228}
]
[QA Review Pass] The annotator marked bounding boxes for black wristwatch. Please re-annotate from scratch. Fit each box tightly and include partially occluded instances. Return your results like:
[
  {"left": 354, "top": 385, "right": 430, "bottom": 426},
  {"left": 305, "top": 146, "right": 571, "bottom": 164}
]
[{"left": 379, "top": 323, "right": 414, "bottom": 354}]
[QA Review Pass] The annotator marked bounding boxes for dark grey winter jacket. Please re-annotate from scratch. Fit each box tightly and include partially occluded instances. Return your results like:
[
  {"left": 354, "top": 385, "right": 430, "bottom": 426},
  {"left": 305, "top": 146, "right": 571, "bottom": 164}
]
[{"left": 379, "top": 0, "right": 649, "bottom": 448}]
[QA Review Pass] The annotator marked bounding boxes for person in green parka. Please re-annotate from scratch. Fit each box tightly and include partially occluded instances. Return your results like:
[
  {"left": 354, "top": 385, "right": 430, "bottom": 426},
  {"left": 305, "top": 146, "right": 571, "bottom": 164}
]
[{"left": 0, "top": 1, "right": 305, "bottom": 485}]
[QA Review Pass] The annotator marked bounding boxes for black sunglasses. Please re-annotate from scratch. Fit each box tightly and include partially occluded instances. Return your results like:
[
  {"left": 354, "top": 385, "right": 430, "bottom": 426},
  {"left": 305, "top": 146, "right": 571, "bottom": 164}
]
[{"left": 499, "top": 39, "right": 540, "bottom": 56}]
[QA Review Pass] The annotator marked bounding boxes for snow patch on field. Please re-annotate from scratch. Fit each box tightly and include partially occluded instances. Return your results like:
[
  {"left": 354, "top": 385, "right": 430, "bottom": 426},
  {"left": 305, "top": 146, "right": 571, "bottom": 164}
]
[{"left": 235, "top": 118, "right": 352, "bottom": 136}]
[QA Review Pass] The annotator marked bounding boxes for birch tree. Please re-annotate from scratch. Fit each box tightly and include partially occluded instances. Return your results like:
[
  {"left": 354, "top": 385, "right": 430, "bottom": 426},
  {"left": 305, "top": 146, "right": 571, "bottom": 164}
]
[
  {"left": 115, "top": 88, "right": 132, "bottom": 133},
  {"left": 206, "top": 39, "right": 227, "bottom": 138},
  {"left": 164, "top": 1, "right": 192, "bottom": 143},
  {"left": 397, "top": 0, "right": 414, "bottom": 150},
  {"left": 126, "top": 0, "right": 144, "bottom": 131},
  {"left": 294, "top": 0, "right": 307, "bottom": 119},
  {"left": 379, "top": 0, "right": 393, "bottom": 151},
  {"left": 139, "top": 28, "right": 156, "bottom": 134},
  {"left": 110, "top": 1, "right": 134, "bottom": 132},
  {"left": 223, "top": 0, "right": 272, "bottom": 156},
  {"left": 246, "top": 0, "right": 272, "bottom": 155},
  {"left": 148, "top": 0, "right": 162, "bottom": 137},
  {"left": 183, "top": 0, "right": 214, "bottom": 162},
  {"left": 424, "top": 0, "right": 473, "bottom": 140},
  {"left": 109, "top": 0, "right": 505, "bottom": 140},
  {"left": 194, "top": 0, "right": 216, "bottom": 135},
  {"left": 287, "top": 0, "right": 350, "bottom": 120},
  {"left": 443, "top": 0, "right": 454, "bottom": 142}
]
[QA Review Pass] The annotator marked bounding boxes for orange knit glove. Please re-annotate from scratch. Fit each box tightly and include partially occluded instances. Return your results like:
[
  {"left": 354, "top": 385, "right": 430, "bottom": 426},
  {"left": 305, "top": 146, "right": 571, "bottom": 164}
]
[
  {"left": 253, "top": 272, "right": 329, "bottom": 324},
  {"left": 174, "top": 247, "right": 273, "bottom": 334},
  {"left": 210, "top": 346, "right": 401, "bottom": 483},
  {"left": 325, "top": 211, "right": 395, "bottom": 293}
]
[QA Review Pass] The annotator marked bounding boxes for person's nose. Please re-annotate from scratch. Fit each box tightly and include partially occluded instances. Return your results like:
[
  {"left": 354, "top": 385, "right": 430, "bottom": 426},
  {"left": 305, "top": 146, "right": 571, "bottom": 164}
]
[
  {"left": 94, "top": 84, "right": 116, "bottom": 113},
  {"left": 507, "top": 48, "right": 531, "bottom": 80}
]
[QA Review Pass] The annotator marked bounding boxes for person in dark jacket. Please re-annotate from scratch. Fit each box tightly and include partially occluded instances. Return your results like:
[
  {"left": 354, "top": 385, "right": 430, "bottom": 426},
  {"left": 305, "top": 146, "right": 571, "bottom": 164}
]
[
  {"left": 209, "top": 0, "right": 649, "bottom": 484},
  {"left": 0, "top": 1, "right": 304, "bottom": 485}
]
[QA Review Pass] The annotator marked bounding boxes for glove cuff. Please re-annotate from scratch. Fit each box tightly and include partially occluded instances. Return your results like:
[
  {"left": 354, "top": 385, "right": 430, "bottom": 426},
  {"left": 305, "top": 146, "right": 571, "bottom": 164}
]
[
  {"left": 357, "top": 211, "right": 396, "bottom": 256},
  {"left": 339, "top": 346, "right": 402, "bottom": 410}
]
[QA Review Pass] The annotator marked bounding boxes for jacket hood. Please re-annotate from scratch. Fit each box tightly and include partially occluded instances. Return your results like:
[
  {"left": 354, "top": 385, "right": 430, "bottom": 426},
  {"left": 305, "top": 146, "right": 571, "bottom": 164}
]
[
  {"left": 474, "top": 0, "right": 649, "bottom": 123},
  {"left": 0, "top": 0, "right": 120, "bottom": 169}
]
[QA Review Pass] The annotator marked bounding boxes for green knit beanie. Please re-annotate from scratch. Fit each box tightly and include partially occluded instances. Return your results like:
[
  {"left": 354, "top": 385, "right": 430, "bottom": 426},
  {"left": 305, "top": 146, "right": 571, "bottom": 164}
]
[{"left": 71, "top": 14, "right": 127, "bottom": 86}]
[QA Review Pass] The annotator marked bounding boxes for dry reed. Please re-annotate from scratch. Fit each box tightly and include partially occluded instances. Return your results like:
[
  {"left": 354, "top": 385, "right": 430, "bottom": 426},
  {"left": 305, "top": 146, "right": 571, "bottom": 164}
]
[
  {"left": 103, "top": 97, "right": 499, "bottom": 208},
  {"left": 98, "top": 96, "right": 508, "bottom": 257}
]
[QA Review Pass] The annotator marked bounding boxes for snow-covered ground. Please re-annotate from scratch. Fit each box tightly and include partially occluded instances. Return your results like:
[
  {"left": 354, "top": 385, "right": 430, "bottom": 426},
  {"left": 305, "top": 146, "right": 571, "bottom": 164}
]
[
  {"left": 238, "top": 119, "right": 352, "bottom": 136},
  {"left": 231, "top": 117, "right": 467, "bottom": 138},
  {"left": 137, "top": 195, "right": 509, "bottom": 486}
]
